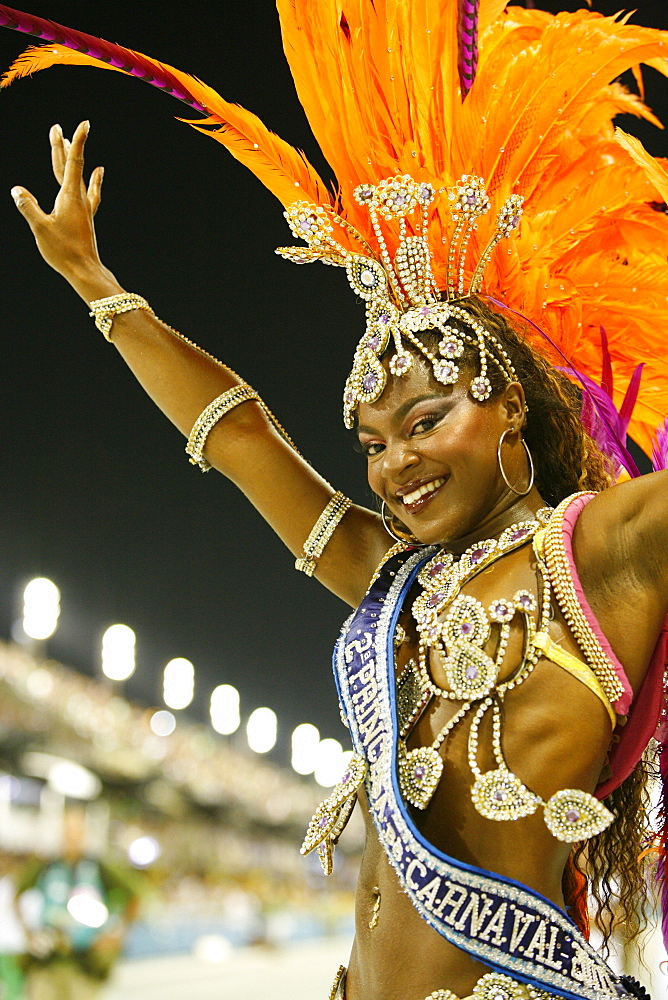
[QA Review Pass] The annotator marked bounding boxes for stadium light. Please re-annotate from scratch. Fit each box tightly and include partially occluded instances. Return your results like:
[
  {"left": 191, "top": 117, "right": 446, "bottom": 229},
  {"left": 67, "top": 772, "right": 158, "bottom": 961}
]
[
  {"left": 163, "top": 657, "right": 195, "bottom": 710},
  {"left": 246, "top": 707, "right": 277, "bottom": 754},
  {"left": 314, "top": 739, "right": 352, "bottom": 788},
  {"left": 128, "top": 836, "right": 161, "bottom": 868},
  {"left": 101, "top": 624, "right": 136, "bottom": 681},
  {"left": 23, "top": 577, "right": 60, "bottom": 640},
  {"left": 210, "top": 684, "right": 240, "bottom": 735},
  {"left": 291, "top": 723, "right": 320, "bottom": 775}
]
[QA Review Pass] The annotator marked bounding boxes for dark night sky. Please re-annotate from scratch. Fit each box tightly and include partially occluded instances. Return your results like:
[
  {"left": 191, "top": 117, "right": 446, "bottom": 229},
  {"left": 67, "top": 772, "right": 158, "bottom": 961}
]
[{"left": 0, "top": 1, "right": 667, "bottom": 763}]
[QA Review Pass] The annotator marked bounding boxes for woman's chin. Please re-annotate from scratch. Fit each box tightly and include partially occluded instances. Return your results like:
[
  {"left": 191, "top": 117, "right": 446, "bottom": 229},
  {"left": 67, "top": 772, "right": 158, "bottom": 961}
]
[{"left": 407, "top": 505, "right": 485, "bottom": 549}]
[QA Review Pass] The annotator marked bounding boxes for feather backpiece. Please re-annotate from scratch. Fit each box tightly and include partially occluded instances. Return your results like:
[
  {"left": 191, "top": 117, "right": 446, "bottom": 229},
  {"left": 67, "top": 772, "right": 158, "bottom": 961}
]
[{"left": 1, "top": 2, "right": 668, "bottom": 449}]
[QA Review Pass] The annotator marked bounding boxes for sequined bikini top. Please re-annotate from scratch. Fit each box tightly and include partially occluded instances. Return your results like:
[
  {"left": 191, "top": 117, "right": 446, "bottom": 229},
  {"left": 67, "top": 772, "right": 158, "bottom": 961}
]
[{"left": 396, "top": 495, "right": 618, "bottom": 844}]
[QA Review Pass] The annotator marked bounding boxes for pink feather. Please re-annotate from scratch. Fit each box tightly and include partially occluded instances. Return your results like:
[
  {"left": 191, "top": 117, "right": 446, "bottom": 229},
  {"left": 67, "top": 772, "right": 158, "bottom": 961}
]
[
  {"left": 0, "top": 4, "right": 205, "bottom": 110},
  {"left": 457, "top": 0, "right": 479, "bottom": 99},
  {"left": 651, "top": 418, "right": 668, "bottom": 472}
]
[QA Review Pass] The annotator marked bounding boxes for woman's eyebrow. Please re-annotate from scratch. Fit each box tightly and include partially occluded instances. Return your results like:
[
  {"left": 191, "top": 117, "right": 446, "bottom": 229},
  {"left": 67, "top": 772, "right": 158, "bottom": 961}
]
[{"left": 356, "top": 393, "right": 447, "bottom": 435}]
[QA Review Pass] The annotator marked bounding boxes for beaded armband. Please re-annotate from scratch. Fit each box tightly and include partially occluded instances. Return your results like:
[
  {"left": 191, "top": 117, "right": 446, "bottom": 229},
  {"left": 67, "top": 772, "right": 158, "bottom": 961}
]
[
  {"left": 540, "top": 492, "right": 624, "bottom": 706},
  {"left": 89, "top": 293, "right": 154, "bottom": 340},
  {"left": 295, "top": 492, "right": 353, "bottom": 576},
  {"left": 186, "top": 385, "right": 261, "bottom": 471},
  {"left": 90, "top": 293, "right": 303, "bottom": 466}
]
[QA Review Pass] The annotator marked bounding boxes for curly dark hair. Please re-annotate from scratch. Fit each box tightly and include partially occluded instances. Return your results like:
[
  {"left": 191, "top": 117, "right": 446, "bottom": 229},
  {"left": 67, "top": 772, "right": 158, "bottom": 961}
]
[
  {"left": 573, "top": 749, "right": 656, "bottom": 954},
  {"left": 402, "top": 295, "right": 654, "bottom": 948}
]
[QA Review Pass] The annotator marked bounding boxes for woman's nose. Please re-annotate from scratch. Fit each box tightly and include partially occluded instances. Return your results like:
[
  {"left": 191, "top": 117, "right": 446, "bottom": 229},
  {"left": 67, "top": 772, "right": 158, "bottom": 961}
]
[{"left": 381, "top": 439, "right": 420, "bottom": 481}]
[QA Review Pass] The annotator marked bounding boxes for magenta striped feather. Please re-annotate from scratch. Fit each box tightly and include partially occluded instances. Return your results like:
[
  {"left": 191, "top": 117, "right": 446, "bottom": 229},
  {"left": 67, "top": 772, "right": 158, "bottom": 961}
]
[
  {"left": 457, "top": 0, "right": 479, "bottom": 99},
  {"left": 652, "top": 417, "right": 668, "bottom": 471},
  {"left": 0, "top": 4, "right": 207, "bottom": 112}
]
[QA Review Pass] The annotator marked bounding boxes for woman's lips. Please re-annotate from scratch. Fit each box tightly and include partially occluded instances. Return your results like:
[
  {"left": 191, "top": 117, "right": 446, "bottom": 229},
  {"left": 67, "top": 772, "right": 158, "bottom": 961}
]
[{"left": 398, "top": 476, "right": 448, "bottom": 515}]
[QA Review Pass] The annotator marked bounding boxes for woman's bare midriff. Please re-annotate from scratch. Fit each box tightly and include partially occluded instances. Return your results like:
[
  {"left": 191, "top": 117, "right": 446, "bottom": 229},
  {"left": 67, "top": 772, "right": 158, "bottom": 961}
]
[{"left": 343, "top": 544, "right": 617, "bottom": 1000}]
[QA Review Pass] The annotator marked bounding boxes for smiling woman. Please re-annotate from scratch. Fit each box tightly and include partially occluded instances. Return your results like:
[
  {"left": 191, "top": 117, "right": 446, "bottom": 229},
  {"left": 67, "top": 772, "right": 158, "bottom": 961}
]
[
  {"left": 1, "top": 2, "right": 668, "bottom": 1000},
  {"left": 356, "top": 296, "right": 613, "bottom": 548}
]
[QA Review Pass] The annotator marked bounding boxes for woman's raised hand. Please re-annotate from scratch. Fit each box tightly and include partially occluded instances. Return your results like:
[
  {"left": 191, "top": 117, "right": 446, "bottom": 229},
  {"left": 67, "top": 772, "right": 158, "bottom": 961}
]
[{"left": 11, "top": 121, "right": 108, "bottom": 294}]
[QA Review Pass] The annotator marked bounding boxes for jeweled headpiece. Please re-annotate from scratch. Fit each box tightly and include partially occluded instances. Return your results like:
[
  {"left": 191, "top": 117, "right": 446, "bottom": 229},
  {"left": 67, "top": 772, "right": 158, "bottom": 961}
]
[{"left": 277, "top": 174, "right": 523, "bottom": 426}]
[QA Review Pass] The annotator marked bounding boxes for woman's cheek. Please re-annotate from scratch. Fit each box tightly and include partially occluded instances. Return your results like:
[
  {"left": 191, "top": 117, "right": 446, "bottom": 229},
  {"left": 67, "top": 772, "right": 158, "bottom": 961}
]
[{"left": 367, "top": 462, "right": 382, "bottom": 496}]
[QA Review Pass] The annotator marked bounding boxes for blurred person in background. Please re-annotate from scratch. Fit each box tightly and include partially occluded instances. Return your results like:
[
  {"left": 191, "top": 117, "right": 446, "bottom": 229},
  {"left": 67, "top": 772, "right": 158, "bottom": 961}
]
[
  {"left": 13, "top": 803, "right": 141, "bottom": 1000},
  {"left": 0, "top": 852, "right": 26, "bottom": 1000}
]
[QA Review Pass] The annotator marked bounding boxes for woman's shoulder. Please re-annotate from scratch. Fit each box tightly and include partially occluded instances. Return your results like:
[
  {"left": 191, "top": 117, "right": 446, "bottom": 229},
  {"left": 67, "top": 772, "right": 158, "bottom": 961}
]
[
  {"left": 567, "top": 474, "right": 668, "bottom": 694},
  {"left": 571, "top": 473, "right": 668, "bottom": 594}
]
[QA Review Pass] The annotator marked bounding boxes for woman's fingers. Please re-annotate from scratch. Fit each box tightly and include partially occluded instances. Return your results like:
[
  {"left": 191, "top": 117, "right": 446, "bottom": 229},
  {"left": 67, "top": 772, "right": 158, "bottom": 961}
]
[
  {"left": 87, "top": 166, "right": 104, "bottom": 216},
  {"left": 50, "top": 123, "right": 66, "bottom": 185},
  {"left": 12, "top": 121, "right": 105, "bottom": 280},
  {"left": 61, "top": 120, "right": 90, "bottom": 196},
  {"left": 10, "top": 186, "right": 48, "bottom": 233},
  {"left": 50, "top": 122, "right": 100, "bottom": 209}
]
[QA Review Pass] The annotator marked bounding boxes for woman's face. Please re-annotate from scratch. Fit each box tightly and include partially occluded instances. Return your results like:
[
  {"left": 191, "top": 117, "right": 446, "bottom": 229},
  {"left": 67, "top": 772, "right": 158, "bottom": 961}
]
[{"left": 356, "top": 356, "right": 528, "bottom": 546}]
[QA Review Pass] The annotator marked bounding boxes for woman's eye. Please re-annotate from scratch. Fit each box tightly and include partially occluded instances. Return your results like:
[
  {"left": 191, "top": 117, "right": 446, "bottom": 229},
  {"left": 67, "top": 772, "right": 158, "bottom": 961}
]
[
  {"left": 360, "top": 441, "right": 384, "bottom": 456},
  {"left": 411, "top": 413, "right": 440, "bottom": 434}
]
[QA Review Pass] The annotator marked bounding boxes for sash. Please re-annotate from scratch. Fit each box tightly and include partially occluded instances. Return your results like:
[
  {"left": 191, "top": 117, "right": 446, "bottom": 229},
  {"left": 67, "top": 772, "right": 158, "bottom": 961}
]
[{"left": 333, "top": 549, "right": 630, "bottom": 1000}]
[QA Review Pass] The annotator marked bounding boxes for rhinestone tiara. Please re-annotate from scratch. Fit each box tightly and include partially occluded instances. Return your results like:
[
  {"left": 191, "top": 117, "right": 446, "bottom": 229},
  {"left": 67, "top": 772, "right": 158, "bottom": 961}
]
[{"left": 276, "top": 174, "right": 524, "bottom": 427}]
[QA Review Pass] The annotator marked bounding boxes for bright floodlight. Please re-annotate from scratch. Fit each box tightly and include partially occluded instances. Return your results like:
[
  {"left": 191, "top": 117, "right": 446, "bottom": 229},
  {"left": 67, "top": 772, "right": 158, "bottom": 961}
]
[
  {"left": 128, "top": 835, "right": 161, "bottom": 868},
  {"left": 210, "top": 684, "right": 240, "bottom": 735},
  {"left": 101, "top": 624, "right": 136, "bottom": 681},
  {"left": 163, "top": 657, "right": 195, "bottom": 710},
  {"left": 150, "top": 709, "right": 176, "bottom": 737},
  {"left": 246, "top": 707, "right": 277, "bottom": 754},
  {"left": 314, "top": 738, "right": 346, "bottom": 788},
  {"left": 291, "top": 723, "right": 320, "bottom": 775},
  {"left": 23, "top": 577, "right": 60, "bottom": 640}
]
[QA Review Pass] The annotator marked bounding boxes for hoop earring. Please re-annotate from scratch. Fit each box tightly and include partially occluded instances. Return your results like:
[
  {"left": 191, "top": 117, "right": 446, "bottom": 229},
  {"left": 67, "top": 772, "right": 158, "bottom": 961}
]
[
  {"left": 381, "top": 501, "right": 428, "bottom": 547},
  {"left": 497, "top": 429, "right": 535, "bottom": 497}
]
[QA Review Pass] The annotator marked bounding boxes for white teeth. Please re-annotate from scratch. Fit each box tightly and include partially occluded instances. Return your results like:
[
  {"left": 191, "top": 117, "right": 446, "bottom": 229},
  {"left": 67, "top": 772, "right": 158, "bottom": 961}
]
[{"left": 401, "top": 477, "right": 446, "bottom": 505}]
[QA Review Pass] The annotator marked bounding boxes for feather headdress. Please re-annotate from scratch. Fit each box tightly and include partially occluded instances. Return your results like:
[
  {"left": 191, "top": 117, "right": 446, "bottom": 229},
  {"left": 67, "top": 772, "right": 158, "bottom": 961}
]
[{"left": 1, "top": 1, "right": 668, "bottom": 446}]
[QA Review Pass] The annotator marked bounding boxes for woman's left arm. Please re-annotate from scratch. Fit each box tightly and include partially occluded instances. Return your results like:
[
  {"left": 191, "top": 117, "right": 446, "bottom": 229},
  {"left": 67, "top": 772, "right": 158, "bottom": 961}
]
[
  {"left": 574, "top": 471, "right": 668, "bottom": 689},
  {"left": 594, "top": 470, "right": 668, "bottom": 602}
]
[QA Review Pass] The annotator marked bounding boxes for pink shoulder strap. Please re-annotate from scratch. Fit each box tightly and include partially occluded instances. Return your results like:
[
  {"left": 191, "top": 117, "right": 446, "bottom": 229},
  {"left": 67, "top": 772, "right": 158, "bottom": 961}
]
[
  {"left": 558, "top": 492, "right": 667, "bottom": 798},
  {"left": 560, "top": 493, "right": 633, "bottom": 715}
]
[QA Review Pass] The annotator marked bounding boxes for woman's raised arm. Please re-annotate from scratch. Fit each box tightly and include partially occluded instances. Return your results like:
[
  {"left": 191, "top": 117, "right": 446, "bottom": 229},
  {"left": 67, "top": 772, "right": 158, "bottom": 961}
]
[{"left": 10, "top": 121, "right": 391, "bottom": 607}]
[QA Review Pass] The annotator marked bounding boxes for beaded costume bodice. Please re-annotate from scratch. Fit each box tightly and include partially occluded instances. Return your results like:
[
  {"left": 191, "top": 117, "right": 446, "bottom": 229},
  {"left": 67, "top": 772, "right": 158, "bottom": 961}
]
[
  {"left": 303, "top": 493, "right": 624, "bottom": 876},
  {"left": 394, "top": 496, "right": 618, "bottom": 844}
]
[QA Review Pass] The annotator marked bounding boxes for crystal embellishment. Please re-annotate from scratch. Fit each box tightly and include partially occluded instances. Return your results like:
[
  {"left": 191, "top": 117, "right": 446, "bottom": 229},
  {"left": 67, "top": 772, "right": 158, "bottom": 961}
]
[
  {"left": 472, "top": 973, "right": 528, "bottom": 1000},
  {"left": 433, "top": 360, "right": 459, "bottom": 384},
  {"left": 444, "top": 642, "right": 499, "bottom": 701},
  {"left": 488, "top": 598, "right": 515, "bottom": 624},
  {"left": 280, "top": 177, "right": 524, "bottom": 430},
  {"left": 398, "top": 744, "right": 444, "bottom": 809},
  {"left": 301, "top": 754, "right": 367, "bottom": 872},
  {"left": 471, "top": 767, "right": 541, "bottom": 821},
  {"left": 444, "top": 595, "right": 491, "bottom": 648},
  {"left": 543, "top": 788, "right": 614, "bottom": 843}
]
